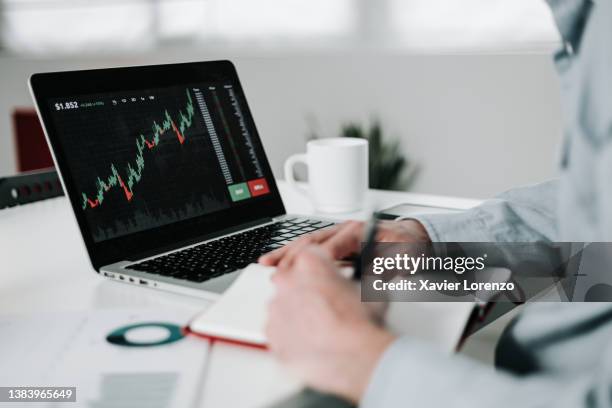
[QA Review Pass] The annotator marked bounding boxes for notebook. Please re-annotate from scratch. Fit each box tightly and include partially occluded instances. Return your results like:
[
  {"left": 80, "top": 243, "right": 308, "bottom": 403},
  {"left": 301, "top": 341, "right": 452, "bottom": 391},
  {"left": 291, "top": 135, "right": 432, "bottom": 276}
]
[
  {"left": 188, "top": 264, "right": 275, "bottom": 348},
  {"left": 187, "top": 263, "right": 474, "bottom": 352}
]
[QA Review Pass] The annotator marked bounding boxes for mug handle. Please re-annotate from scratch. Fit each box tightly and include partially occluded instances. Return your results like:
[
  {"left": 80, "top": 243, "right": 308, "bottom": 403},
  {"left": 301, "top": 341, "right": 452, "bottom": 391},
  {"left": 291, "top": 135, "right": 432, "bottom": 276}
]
[{"left": 284, "top": 153, "right": 309, "bottom": 196}]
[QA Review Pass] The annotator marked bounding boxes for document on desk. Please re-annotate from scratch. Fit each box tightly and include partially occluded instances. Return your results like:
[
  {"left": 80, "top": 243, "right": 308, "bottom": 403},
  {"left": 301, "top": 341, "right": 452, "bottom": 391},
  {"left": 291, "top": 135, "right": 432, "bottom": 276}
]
[{"left": 0, "top": 310, "right": 209, "bottom": 408}]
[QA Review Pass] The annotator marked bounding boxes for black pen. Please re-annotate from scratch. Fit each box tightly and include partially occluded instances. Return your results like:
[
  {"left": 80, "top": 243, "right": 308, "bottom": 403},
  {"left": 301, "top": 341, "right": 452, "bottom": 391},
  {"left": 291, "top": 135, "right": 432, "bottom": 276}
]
[{"left": 352, "top": 217, "right": 379, "bottom": 280}]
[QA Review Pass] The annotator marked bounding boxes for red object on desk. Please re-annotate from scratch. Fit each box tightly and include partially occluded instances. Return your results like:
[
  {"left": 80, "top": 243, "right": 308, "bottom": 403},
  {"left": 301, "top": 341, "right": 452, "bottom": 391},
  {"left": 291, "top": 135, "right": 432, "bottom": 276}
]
[
  {"left": 183, "top": 326, "right": 269, "bottom": 351},
  {"left": 12, "top": 108, "right": 54, "bottom": 172}
]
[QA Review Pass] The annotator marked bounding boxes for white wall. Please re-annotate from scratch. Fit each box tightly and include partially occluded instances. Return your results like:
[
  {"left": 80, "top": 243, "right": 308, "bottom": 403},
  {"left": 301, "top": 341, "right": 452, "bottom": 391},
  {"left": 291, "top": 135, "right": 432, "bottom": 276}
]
[{"left": 0, "top": 49, "right": 563, "bottom": 198}]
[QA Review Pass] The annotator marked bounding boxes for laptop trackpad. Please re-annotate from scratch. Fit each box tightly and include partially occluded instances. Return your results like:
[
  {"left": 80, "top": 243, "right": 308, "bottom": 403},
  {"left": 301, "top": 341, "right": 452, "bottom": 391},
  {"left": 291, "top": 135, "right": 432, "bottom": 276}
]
[{"left": 201, "top": 270, "right": 242, "bottom": 294}]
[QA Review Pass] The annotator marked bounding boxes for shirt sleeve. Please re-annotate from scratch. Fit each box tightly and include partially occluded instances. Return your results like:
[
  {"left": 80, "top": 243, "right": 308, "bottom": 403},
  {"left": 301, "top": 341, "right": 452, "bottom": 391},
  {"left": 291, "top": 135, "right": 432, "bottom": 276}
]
[
  {"left": 361, "top": 336, "right": 610, "bottom": 408},
  {"left": 411, "top": 180, "right": 559, "bottom": 243}
]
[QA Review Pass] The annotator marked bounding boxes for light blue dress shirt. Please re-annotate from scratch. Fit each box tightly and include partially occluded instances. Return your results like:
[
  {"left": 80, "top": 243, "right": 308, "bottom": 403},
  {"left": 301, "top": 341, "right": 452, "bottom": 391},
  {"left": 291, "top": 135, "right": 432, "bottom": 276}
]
[{"left": 362, "top": 1, "right": 612, "bottom": 406}]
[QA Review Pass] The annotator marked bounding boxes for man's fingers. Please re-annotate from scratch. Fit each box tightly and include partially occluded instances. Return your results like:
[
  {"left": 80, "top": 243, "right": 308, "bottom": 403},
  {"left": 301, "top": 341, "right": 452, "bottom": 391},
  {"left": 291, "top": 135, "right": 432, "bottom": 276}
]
[
  {"left": 270, "top": 245, "right": 335, "bottom": 283},
  {"left": 279, "top": 223, "right": 359, "bottom": 269},
  {"left": 320, "top": 221, "right": 363, "bottom": 259},
  {"left": 259, "top": 225, "right": 339, "bottom": 267},
  {"left": 275, "top": 222, "right": 361, "bottom": 269},
  {"left": 259, "top": 224, "right": 339, "bottom": 266},
  {"left": 272, "top": 245, "right": 337, "bottom": 289},
  {"left": 277, "top": 235, "right": 319, "bottom": 270},
  {"left": 307, "top": 224, "right": 342, "bottom": 242},
  {"left": 259, "top": 245, "right": 290, "bottom": 266}
]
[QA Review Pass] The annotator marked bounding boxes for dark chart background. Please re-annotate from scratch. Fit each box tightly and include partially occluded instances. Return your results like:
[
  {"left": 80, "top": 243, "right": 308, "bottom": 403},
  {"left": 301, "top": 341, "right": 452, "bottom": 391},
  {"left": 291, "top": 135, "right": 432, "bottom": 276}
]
[{"left": 50, "top": 83, "right": 268, "bottom": 242}]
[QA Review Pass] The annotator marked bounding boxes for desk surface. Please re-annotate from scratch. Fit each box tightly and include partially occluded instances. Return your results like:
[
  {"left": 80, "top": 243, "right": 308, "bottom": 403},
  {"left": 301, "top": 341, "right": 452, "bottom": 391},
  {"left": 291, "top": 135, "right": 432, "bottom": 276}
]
[{"left": 0, "top": 180, "right": 479, "bottom": 407}]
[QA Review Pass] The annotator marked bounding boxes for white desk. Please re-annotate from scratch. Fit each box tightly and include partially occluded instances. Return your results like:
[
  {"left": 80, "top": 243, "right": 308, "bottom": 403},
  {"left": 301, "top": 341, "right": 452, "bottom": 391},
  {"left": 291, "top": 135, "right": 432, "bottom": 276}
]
[{"left": 0, "top": 180, "right": 478, "bottom": 407}]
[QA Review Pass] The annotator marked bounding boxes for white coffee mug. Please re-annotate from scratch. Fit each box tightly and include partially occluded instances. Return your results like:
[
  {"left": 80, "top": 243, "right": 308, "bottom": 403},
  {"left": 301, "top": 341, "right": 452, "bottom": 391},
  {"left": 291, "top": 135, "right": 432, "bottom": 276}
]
[{"left": 284, "top": 138, "right": 368, "bottom": 213}]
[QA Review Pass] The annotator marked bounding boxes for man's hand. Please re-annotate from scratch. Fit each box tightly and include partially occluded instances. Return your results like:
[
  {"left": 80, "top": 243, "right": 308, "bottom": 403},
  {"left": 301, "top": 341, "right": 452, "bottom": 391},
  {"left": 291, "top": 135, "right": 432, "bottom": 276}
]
[
  {"left": 259, "top": 219, "right": 430, "bottom": 269},
  {"left": 266, "top": 246, "right": 396, "bottom": 403}
]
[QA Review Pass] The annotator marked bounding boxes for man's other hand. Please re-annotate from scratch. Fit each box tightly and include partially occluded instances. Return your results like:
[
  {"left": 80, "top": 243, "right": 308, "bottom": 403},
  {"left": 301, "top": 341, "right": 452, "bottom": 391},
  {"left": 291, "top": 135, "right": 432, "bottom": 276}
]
[
  {"left": 266, "top": 245, "right": 395, "bottom": 403},
  {"left": 259, "top": 219, "right": 430, "bottom": 269}
]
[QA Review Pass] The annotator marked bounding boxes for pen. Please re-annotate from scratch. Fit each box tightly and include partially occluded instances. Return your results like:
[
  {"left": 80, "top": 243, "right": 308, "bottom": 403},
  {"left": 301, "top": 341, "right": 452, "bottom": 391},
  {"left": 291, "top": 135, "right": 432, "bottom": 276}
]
[{"left": 352, "top": 217, "right": 379, "bottom": 280}]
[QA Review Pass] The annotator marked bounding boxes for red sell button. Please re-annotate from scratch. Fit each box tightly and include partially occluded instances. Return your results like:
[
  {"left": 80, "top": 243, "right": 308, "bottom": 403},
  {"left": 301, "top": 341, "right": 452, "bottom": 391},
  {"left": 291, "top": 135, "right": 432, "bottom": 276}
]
[{"left": 247, "top": 178, "right": 270, "bottom": 197}]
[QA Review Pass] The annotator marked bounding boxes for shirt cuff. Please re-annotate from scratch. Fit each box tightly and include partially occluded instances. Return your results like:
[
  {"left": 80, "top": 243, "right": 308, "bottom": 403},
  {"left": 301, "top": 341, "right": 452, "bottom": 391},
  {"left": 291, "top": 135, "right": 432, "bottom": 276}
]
[{"left": 409, "top": 210, "right": 490, "bottom": 243}]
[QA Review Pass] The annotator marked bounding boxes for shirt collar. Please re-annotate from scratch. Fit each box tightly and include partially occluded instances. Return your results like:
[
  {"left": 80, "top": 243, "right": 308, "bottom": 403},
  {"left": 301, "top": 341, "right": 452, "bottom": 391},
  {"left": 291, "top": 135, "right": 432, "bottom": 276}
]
[{"left": 546, "top": 0, "right": 593, "bottom": 51}]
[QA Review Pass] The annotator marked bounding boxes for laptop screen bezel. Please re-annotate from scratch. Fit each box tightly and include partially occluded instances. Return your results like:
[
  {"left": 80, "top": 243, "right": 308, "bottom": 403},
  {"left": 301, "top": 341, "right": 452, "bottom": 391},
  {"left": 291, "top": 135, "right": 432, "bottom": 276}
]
[{"left": 30, "top": 60, "right": 286, "bottom": 270}]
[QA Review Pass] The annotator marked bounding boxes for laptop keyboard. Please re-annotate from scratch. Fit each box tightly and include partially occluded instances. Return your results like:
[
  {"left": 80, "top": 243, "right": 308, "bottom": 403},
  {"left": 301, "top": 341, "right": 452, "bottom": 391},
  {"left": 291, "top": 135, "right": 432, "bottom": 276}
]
[{"left": 125, "top": 218, "right": 334, "bottom": 283}]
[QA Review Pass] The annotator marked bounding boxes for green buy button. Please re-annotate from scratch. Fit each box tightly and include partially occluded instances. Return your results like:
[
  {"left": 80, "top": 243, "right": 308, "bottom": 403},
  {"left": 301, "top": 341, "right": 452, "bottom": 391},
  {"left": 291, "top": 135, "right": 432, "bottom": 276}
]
[{"left": 228, "top": 183, "right": 251, "bottom": 202}]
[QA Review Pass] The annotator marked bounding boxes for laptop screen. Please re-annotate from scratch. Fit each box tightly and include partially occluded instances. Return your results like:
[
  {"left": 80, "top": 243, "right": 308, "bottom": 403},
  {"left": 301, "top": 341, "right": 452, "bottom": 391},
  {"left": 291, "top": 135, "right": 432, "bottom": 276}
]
[
  {"left": 49, "top": 82, "right": 270, "bottom": 242},
  {"left": 47, "top": 83, "right": 273, "bottom": 243},
  {"left": 31, "top": 61, "right": 285, "bottom": 269}
]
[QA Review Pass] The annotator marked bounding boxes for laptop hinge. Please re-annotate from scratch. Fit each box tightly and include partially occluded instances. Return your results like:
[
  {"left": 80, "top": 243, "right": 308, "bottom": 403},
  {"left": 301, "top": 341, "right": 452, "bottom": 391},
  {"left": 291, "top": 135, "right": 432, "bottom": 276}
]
[{"left": 125, "top": 217, "right": 275, "bottom": 262}]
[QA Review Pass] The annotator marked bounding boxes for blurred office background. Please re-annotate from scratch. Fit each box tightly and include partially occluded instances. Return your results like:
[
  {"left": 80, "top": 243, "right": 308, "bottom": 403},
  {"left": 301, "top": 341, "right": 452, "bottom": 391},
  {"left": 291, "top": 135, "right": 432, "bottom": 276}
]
[{"left": 0, "top": 0, "right": 562, "bottom": 198}]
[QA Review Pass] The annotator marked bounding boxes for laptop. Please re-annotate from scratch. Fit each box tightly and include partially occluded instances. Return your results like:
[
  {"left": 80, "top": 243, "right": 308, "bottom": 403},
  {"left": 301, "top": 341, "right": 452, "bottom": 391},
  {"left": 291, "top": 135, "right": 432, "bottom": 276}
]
[{"left": 29, "top": 60, "right": 333, "bottom": 300}]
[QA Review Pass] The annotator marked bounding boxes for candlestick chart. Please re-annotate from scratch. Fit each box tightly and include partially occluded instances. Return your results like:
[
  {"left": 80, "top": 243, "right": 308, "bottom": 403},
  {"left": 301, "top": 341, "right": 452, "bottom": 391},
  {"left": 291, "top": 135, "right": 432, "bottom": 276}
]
[
  {"left": 49, "top": 83, "right": 271, "bottom": 243},
  {"left": 80, "top": 90, "right": 195, "bottom": 210}
]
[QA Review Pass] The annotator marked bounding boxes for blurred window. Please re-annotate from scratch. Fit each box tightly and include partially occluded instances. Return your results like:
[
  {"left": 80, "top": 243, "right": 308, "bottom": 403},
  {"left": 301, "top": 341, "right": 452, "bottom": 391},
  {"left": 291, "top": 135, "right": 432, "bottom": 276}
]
[
  {"left": 2, "top": 0, "right": 157, "bottom": 53},
  {"left": 198, "top": 0, "right": 355, "bottom": 40},
  {"left": 389, "top": 0, "right": 560, "bottom": 50},
  {"left": 0, "top": 0, "right": 559, "bottom": 54},
  {"left": 0, "top": 0, "right": 355, "bottom": 54}
]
